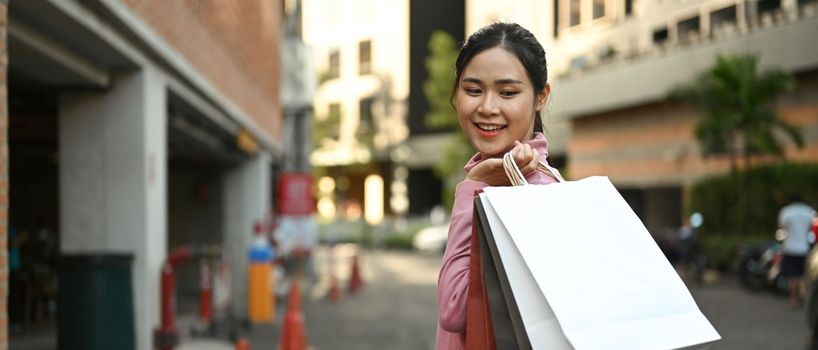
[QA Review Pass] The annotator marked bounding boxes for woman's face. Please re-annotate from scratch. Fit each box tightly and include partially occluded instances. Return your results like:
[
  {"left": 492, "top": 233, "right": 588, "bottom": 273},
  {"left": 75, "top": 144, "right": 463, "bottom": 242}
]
[{"left": 456, "top": 46, "right": 549, "bottom": 158}]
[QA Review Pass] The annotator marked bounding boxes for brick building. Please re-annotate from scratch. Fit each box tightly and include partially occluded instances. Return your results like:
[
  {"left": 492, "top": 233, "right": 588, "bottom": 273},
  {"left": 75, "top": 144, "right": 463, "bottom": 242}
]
[{"left": 4, "top": 1, "right": 283, "bottom": 348}]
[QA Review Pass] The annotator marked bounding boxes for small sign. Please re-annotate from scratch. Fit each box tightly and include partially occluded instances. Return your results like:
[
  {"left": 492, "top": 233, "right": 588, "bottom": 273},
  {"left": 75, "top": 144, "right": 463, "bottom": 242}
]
[{"left": 278, "top": 173, "right": 314, "bottom": 216}]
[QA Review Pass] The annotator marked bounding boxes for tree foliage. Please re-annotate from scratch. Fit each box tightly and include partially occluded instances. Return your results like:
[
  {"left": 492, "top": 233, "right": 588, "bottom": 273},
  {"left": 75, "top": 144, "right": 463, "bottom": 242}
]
[
  {"left": 422, "top": 30, "right": 474, "bottom": 210},
  {"left": 423, "top": 30, "right": 459, "bottom": 129},
  {"left": 671, "top": 54, "right": 802, "bottom": 172}
]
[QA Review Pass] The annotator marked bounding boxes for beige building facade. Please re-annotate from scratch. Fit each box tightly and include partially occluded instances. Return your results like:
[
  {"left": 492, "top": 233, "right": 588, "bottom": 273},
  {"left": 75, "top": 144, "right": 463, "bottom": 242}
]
[
  {"left": 466, "top": 0, "right": 818, "bottom": 232},
  {"left": 303, "top": 0, "right": 411, "bottom": 223}
]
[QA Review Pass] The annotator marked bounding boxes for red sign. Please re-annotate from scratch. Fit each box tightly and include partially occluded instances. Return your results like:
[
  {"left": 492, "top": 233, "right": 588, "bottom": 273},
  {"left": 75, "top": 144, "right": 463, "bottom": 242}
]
[{"left": 278, "top": 173, "right": 314, "bottom": 216}]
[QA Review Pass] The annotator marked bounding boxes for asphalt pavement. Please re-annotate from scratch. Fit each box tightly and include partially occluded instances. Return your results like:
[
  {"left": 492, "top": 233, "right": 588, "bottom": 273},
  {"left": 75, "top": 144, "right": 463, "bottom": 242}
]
[
  {"left": 9, "top": 246, "right": 813, "bottom": 350},
  {"left": 278, "top": 246, "right": 813, "bottom": 350}
]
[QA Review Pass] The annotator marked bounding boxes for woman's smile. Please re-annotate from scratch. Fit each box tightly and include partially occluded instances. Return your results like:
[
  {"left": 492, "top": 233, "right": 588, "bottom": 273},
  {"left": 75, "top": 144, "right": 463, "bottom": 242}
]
[
  {"left": 456, "top": 46, "right": 547, "bottom": 157},
  {"left": 474, "top": 123, "right": 507, "bottom": 137}
]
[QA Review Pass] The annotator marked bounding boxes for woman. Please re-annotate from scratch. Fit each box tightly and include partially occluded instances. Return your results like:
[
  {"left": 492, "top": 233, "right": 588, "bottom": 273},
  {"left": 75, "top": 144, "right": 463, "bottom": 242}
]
[{"left": 436, "top": 22, "right": 561, "bottom": 349}]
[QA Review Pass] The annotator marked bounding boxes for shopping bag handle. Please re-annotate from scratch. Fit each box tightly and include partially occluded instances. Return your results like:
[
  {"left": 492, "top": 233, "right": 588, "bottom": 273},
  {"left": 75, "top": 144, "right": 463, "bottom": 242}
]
[{"left": 502, "top": 151, "right": 566, "bottom": 186}]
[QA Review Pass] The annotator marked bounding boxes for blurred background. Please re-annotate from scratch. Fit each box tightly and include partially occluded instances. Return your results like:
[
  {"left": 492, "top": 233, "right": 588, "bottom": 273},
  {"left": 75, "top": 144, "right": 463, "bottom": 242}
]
[{"left": 2, "top": 0, "right": 818, "bottom": 349}]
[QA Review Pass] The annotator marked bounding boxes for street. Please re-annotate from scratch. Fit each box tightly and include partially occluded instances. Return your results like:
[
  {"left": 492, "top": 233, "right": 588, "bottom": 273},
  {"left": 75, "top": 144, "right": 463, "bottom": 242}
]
[
  {"left": 290, "top": 246, "right": 812, "bottom": 350},
  {"left": 690, "top": 278, "right": 811, "bottom": 350},
  {"left": 300, "top": 246, "right": 440, "bottom": 350},
  {"left": 10, "top": 246, "right": 811, "bottom": 350}
]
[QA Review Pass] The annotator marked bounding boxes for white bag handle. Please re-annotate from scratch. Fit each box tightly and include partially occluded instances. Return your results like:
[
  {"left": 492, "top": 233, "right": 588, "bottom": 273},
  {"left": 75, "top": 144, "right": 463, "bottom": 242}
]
[{"left": 502, "top": 151, "right": 566, "bottom": 186}]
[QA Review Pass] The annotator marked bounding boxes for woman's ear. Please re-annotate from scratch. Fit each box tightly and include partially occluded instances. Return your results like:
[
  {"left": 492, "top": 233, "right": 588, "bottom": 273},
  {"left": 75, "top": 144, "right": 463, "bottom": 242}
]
[{"left": 536, "top": 83, "right": 551, "bottom": 111}]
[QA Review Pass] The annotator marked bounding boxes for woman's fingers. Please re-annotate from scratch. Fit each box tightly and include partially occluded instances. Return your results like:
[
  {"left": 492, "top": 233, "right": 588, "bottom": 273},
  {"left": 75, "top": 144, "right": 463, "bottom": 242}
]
[
  {"left": 519, "top": 149, "right": 539, "bottom": 176},
  {"left": 466, "top": 158, "right": 510, "bottom": 186}
]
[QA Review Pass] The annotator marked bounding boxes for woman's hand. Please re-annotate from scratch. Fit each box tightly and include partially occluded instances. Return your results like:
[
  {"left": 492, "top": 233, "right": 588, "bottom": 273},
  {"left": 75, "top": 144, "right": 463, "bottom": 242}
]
[{"left": 466, "top": 141, "right": 539, "bottom": 186}]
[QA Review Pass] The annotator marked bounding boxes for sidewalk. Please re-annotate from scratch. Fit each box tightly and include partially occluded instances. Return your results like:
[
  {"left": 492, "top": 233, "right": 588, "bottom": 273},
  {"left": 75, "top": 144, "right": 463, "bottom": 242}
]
[{"left": 10, "top": 245, "right": 435, "bottom": 350}]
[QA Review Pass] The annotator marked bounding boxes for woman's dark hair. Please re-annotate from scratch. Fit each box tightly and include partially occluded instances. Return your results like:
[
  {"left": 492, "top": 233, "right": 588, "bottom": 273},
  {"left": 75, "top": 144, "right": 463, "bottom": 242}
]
[{"left": 451, "top": 22, "right": 548, "bottom": 134}]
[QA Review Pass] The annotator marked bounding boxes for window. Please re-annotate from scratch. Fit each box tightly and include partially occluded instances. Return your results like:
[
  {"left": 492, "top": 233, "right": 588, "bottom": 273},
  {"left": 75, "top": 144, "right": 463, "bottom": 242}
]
[
  {"left": 328, "top": 49, "right": 340, "bottom": 79},
  {"left": 570, "top": 0, "right": 581, "bottom": 26},
  {"left": 798, "top": 0, "right": 818, "bottom": 16},
  {"left": 799, "top": 0, "right": 818, "bottom": 7},
  {"left": 359, "top": 97, "right": 375, "bottom": 130},
  {"left": 710, "top": 5, "right": 737, "bottom": 36},
  {"left": 359, "top": 40, "right": 372, "bottom": 75},
  {"left": 758, "top": 0, "right": 782, "bottom": 17},
  {"left": 328, "top": 103, "right": 342, "bottom": 139},
  {"left": 593, "top": 0, "right": 605, "bottom": 19},
  {"left": 553, "top": 0, "right": 560, "bottom": 37},
  {"left": 677, "top": 16, "right": 700, "bottom": 43},
  {"left": 652, "top": 27, "right": 668, "bottom": 45},
  {"left": 357, "top": 97, "right": 376, "bottom": 146}
]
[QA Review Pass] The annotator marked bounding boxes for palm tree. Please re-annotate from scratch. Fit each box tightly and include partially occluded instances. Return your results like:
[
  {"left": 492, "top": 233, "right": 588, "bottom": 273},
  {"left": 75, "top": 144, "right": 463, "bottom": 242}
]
[{"left": 671, "top": 54, "right": 803, "bottom": 173}]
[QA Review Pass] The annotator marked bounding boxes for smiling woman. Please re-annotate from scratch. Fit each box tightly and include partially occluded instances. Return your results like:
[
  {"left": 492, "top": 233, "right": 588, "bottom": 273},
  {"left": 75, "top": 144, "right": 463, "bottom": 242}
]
[
  {"left": 435, "top": 22, "right": 561, "bottom": 350},
  {"left": 455, "top": 47, "right": 548, "bottom": 158}
]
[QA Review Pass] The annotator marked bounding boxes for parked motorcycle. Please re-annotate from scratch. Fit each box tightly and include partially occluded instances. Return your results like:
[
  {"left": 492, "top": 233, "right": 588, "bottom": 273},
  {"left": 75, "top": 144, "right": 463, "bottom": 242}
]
[
  {"left": 656, "top": 213, "right": 708, "bottom": 284},
  {"left": 736, "top": 235, "right": 788, "bottom": 294}
]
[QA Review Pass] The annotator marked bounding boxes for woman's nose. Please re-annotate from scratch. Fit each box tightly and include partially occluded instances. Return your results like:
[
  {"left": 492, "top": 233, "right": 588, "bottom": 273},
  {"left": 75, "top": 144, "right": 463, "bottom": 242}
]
[{"left": 477, "top": 94, "right": 499, "bottom": 115}]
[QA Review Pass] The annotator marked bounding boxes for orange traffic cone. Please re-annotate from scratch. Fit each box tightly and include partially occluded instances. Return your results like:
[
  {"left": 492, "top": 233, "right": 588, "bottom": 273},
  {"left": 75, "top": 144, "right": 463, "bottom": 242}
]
[
  {"left": 279, "top": 281, "right": 307, "bottom": 350},
  {"left": 235, "top": 338, "right": 250, "bottom": 350},
  {"left": 328, "top": 275, "right": 341, "bottom": 303},
  {"left": 348, "top": 254, "right": 363, "bottom": 294}
]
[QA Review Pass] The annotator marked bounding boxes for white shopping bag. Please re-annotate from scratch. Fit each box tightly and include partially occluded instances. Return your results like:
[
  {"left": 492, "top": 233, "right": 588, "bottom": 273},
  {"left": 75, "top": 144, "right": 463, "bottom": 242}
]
[{"left": 474, "top": 154, "right": 720, "bottom": 350}]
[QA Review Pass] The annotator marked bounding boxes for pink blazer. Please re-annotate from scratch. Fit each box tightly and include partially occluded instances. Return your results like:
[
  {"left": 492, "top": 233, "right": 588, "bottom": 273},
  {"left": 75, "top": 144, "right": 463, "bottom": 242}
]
[{"left": 435, "top": 133, "right": 559, "bottom": 350}]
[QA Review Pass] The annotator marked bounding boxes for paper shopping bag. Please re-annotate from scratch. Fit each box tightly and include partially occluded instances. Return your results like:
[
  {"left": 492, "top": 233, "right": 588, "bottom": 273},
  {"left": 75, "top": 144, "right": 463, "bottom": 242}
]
[
  {"left": 465, "top": 200, "right": 496, "bottom": 350},
  {"left": 476, "top": 174, "right": 721, "bottom": 349}
]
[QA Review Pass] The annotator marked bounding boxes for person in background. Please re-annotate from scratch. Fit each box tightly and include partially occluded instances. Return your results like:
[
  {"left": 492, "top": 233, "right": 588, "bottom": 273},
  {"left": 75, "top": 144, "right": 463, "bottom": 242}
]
[
  {"left": 436, "top": 22, "right": 561, "bottom": 350},
  {"left": 778, "top": 194, "right": 816, "bottom": 309}
]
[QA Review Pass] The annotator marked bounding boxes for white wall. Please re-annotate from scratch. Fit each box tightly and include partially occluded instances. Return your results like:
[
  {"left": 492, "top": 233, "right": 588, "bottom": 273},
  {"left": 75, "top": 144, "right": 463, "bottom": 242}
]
[{"left": 59, "top": 67, "right": 167, "bottom": 350}]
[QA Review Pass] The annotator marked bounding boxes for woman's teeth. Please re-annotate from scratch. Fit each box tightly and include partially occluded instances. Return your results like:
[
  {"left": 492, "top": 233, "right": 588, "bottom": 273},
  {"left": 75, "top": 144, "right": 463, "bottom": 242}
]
[{"left": 476, "top": 124, "right": 506, "bottom": 131}]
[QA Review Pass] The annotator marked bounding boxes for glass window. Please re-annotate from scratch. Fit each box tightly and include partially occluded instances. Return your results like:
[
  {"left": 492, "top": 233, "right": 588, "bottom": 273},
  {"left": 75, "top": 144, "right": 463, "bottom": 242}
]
[
  {"left": 710, "top": 5, "right": 737, "bottom": 36},
  {"left": 329, "top": 49, "right": 340, "bottom": 79},
  {"left": 677, "top": 16, "right": 700, "bottom": 43},
  {"left": 652, "top": 27, "right": 668, "bottom": 45},
  {"left": 359, "top": 97, "right": 374, "bottom": 130},
  {"left": 328, "top": 103, "right": 342, "bottom": 139},
  {"left": 625, "top": 0, "right": 634, "bottom": 16},
  {"left": 593, "top": 0, "right": 605, "bottom": 19},
  {"left": 570, "top": 0, "right": 581, "bottom": 26},
  {"left": 359, "top": 40, "right": 372, "bottom": 75},
  {"left": 553, "top": 0, "right": 560, "bottom": 37},
  {"left": 357, "top": 97, "right": 376, "bottom": 146}
]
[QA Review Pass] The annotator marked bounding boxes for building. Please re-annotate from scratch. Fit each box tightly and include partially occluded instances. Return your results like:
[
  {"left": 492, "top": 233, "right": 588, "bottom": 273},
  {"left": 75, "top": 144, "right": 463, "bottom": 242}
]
[
  {"left": 467, "top": 0, "right": 818, "bottom": 233},
  {"left": 303, "top": 0, "right": 466, "bottom": 229},
  {"left": 303, "top": 0, "right": 411, "bottom": 227},
  {"left": 5, "top": 0, "right": 283, "bottom": 348}
]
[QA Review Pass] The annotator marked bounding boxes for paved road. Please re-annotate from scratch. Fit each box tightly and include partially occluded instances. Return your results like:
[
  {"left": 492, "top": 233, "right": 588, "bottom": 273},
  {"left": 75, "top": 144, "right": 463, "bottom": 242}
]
[
  {"left": 252, "top": 246, "right": 813, "bottom": 350},
  {"left": 689, "top": 277, "right": 811, "bottom": 350},
  {"left": 301, "top": 246, "right": 440, "bottom": 350},
  {"left": 11, "top": 247, "right": 809, "bottom": 350}
]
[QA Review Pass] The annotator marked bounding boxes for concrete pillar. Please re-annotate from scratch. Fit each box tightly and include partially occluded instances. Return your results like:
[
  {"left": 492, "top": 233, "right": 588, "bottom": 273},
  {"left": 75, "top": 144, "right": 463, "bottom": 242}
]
[
  {"left": 222, "top": 152, "right": 272, "bottom": 317},
  {"left": 59, "top": 68, "right": 167, "bottom": 350}
]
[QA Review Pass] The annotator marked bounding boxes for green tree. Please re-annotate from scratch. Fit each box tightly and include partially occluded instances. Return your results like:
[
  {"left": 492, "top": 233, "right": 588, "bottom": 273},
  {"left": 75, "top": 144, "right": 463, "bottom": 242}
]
[
  {"left": 671, "top": 54, "right": 802, "bottom": 172},
  {"left": 424, "top": 31, "right": 459, "bottom": 129},
  {"left": 423, "top": 31, "right": 474, "bottom": 209}
]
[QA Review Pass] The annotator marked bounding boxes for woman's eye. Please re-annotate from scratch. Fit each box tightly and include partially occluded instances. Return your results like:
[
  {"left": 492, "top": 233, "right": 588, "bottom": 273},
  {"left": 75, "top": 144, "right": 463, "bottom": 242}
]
[
  {"left": 465, "top": 88, "right": 481, "bottom": 96},
  {"left": 500, "top": 90, "right": 519, "bottom": 97}
]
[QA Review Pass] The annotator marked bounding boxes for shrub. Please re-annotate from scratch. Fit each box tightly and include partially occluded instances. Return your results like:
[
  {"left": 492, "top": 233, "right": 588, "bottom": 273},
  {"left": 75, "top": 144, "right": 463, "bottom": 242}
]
[{"left": 690, "top": 163, "right": 818, "bottom": 236}]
